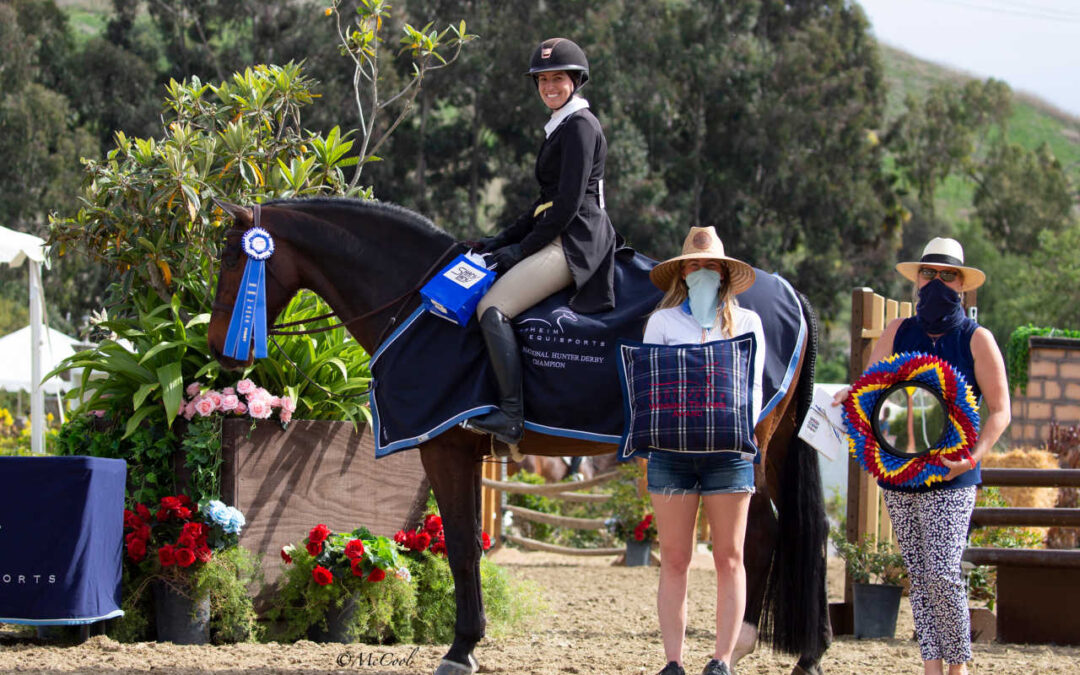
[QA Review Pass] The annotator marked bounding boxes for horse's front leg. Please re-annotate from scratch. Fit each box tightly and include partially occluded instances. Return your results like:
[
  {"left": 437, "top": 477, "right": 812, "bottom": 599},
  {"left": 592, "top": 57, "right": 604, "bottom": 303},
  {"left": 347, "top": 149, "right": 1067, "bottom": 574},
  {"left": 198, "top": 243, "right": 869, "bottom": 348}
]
[{"left": 420, "top": 435, "right": 486, "bottom": 675}]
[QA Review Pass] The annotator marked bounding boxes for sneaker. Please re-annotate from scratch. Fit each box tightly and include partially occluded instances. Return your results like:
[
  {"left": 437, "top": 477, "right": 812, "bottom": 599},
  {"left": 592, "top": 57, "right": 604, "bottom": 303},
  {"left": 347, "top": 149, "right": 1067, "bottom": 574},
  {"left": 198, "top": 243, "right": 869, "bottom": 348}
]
[
  {"left": 701, "top": 659, "right": 733, "bottom": 675},
  {"left": 658, "top": 662, "right": 685, "bottom": 675}
]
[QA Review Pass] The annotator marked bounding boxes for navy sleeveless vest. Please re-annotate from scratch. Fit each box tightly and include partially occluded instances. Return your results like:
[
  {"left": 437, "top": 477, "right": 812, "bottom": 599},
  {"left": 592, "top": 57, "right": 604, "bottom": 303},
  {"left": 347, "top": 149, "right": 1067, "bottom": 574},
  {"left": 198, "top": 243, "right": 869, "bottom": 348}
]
[{"left": 882, "top": 316, "right": 981, "bottom": 492}]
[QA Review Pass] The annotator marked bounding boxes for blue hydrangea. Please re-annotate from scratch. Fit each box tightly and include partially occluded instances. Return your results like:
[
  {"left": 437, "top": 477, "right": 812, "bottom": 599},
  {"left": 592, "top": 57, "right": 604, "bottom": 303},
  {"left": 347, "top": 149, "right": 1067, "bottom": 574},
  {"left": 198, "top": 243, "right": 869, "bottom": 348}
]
[
  {"left": 223, "top": 507, "right": 246, "bottom": 535},
  {"left": 204, "top": 500, "right": 245, "bottom": 535}
]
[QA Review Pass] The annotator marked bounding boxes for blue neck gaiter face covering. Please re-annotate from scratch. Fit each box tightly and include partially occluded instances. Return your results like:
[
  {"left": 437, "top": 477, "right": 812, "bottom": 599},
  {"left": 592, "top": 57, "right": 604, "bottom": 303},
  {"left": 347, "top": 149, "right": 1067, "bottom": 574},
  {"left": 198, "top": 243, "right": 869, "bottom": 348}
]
[
  {"left": 916, "top": 279, "right": 965, "bottom": 334},
  {"left": 686, "top": 268, "right": 722, "bottom": 329}
]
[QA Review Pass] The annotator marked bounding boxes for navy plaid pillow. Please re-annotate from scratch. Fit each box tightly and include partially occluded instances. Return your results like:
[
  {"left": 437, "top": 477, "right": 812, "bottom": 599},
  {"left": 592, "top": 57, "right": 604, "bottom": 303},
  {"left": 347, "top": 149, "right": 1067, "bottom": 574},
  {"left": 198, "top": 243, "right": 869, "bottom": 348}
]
[{"left": 616, "top": 334, "right": 758, "bottom": 461}]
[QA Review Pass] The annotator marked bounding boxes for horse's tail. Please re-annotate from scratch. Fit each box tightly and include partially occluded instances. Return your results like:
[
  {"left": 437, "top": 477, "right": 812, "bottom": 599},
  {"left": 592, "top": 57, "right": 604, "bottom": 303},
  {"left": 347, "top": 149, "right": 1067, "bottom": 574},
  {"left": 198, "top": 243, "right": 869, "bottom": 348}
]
[{"left": 760, "top": 290, "right": 831, "bottom": 659}]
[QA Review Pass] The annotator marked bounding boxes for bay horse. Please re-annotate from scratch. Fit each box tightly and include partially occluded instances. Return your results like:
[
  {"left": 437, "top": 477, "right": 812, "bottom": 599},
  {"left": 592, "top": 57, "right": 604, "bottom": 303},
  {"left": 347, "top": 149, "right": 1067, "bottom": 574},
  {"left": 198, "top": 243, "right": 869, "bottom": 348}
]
[{"left": 207, "top": 198, "right": 830, "bottom": 675}]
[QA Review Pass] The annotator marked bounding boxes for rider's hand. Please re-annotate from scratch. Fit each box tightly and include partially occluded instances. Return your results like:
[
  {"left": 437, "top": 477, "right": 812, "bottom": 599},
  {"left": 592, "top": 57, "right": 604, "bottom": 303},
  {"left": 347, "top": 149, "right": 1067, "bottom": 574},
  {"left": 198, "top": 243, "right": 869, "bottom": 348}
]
[
  {"left": 941, "top": 454, "right": 975, "bottom": 481},
  {"left": 488, "top": 245, "right": 524, "bottom": 273},
  {"left": 831, "top": 386, "right": 851, "bottom": 407}
]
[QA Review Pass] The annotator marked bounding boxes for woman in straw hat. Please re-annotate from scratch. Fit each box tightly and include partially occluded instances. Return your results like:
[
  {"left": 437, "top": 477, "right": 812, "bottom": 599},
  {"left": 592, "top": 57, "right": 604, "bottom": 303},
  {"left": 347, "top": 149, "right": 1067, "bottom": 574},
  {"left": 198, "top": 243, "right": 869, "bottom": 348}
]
[
  {"left": 834, "top": 237, "right": 1010, "bottom": 675},
  {"left": 464, "top": 37, "right": 617, "bottom": 447},
  {"left": 643, "top": 226, "right": 764, "bottom": 675}
]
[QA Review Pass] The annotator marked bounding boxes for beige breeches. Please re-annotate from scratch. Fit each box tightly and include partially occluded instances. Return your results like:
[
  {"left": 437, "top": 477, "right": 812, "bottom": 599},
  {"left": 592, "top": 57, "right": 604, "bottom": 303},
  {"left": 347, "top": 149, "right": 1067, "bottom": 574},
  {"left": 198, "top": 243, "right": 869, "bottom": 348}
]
[{"left": 476, "top": 237, "right": 573, "bottom": 319}]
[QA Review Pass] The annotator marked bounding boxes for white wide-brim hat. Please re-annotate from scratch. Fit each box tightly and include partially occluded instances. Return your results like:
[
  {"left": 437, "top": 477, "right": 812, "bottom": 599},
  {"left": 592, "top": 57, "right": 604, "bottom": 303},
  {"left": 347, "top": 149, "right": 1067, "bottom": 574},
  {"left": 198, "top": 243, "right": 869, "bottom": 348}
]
[
  {"left": 895, "top": 237, "right": 985, "bottom": 292},
  {"left": 649, "top": 226, "right": 755, "bottom": 294}
]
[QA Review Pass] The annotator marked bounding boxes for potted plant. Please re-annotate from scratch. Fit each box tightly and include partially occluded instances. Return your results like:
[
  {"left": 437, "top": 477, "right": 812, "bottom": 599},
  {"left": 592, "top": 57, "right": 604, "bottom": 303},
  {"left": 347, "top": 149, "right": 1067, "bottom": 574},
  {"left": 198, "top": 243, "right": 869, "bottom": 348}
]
[
  {"left": 831, "top": 530, "right": 907, "bottom": 638},
  {"left": 272, "top": 524, "right": 415, "bottom": 643},
  {"left": 607, "top": 462, "right": 657, "bottom": 566},
  {"left": 121, "top": 495, "right": 257, "bottom": 644}
]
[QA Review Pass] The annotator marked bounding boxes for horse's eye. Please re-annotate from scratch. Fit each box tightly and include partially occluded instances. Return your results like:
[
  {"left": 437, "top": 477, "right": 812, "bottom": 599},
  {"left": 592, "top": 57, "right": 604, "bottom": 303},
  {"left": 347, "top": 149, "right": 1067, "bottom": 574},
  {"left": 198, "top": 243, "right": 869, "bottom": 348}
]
[{"left": 223, "top": 246, "right": 242, "bottom": 268}]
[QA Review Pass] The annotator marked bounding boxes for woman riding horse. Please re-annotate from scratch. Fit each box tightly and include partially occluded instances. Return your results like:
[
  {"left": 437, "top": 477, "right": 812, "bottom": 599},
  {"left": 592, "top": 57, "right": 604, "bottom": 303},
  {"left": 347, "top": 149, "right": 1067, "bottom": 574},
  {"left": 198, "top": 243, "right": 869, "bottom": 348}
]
[{"left": 464, "top": 37, "right": 618, "bottom": 447}]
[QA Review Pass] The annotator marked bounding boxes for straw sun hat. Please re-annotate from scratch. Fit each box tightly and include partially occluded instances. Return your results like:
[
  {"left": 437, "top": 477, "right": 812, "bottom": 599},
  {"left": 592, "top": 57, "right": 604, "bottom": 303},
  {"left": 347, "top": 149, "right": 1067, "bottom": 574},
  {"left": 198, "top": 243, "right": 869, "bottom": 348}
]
[
  {"left": 649, "top": 226, "right": 755, "bottom": 294},
  {"left": 895, "top": 237, "right": 986, "bottom": 292}
]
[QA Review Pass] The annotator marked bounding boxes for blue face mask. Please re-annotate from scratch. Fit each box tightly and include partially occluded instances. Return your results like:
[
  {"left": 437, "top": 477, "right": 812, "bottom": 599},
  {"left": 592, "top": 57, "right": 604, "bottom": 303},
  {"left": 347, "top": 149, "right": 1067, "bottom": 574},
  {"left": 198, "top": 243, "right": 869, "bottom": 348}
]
[
  {"left": 686, "top": 268, "right": 722, "bottom": 329},
  {"left": 916, "top": 279, "right": 966, "bottom": 334}
]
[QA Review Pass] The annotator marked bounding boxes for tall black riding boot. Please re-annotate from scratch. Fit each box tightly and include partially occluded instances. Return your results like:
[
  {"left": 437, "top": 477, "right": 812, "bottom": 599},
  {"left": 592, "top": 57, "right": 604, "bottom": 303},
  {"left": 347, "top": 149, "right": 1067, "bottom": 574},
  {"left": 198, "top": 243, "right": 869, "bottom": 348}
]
[{"left": 466, "top": 306, "right": 524, "bottom": 445}]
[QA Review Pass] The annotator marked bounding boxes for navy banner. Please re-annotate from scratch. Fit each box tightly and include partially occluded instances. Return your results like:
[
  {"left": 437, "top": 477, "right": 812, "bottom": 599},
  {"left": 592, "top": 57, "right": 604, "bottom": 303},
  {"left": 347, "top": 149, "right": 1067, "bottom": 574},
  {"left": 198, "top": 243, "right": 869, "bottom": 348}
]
[{"left": 0, "top": 457, "right": 126, "bottom": 625}]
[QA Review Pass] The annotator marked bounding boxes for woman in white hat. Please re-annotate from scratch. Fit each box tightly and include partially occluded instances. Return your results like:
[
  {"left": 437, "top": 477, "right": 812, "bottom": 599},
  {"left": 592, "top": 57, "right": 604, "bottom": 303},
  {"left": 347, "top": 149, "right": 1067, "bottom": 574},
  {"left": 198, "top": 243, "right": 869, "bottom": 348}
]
[
  {"left": 834, "top": 237, "right": 1010, "bottom": 675},
  {"left": 643, "top": 226, "right": 764, "bottom": 675}
]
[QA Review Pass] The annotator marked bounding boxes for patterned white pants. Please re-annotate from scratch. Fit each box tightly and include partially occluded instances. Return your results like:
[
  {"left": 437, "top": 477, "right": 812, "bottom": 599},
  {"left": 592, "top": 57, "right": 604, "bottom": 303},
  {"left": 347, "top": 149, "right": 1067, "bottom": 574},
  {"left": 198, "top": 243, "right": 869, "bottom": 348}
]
[{"left": 883, "top": 486, "right": 976, "bottom": 665}]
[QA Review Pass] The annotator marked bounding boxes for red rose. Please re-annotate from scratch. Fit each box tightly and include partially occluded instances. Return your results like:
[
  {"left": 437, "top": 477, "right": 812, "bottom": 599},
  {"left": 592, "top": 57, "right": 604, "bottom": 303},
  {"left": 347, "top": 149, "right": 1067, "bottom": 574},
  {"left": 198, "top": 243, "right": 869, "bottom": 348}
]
[
  {"left": 195, "top": 546, "right": 213, "bottom": 563},
  {"left": 393, "top": 530, "right": 408, "bottom": 546},
  {"left": 156, "top": 508, "right": 170, "bottom": 522},
  {"left": 350, "top": 558, "right": 365, "bottom": 576},
  {"left": 344, "top": 539, "right": 365, "bottom": 560},
  {"left": 281, "top": 547, "right": 293, "bottom": 564},
  {"left": 175, "top": 547, "right": 196, "bottom": 568},
  {"left": 161, "top": 496, "right": 182, "bottom": 511},
  {"left": 482, "top": 532, "right": 492, "bottom": 551},
  {"left": 306, "top": 540, "right": 323, "bottom": 557},
  {"left": 181, "top": 522, "right": 203, "bottom": 539},
  {"left": 175, "top": 507, "right": 192, "bottom": 520},
  {"left": 127, "top": 538, "right": 147, "bottom": 562},
  {"left": 633, "top": 529, "right": 645, "bottom": 542},
  {"left": 643, "top": 514, "right": 654, "bottom": 525},
  {"left": 136, "top": 524, "right": 151, "bottom": 542},
  {"left": 178, "top": 533, "right": 197, "bottom": 549},
  {"left": 312, "top": 565, "right": 333, "bottom": 585},
  {"left": 423, "top": 514, "right": 442, "bottom": 535},
  {"left": 135, "top": 503, "right": 152, "bottom": 522},
  {"left": 308, "top": 523, "right": 331, "bottom": 544},
  {"left": 177, "top": 494, "right": 193, "bottom": 507},
  {"left": 367, "top": 567, "right": 386, "bottom": 582},
  {"left": 403, "top": 530, "right": 417, "bottom": 550},
  {"left": 124, "top": 509, "right": 140, "bottom": 530},
  {"left": 413, "top": 531, "right": 432, "bottom": 551},
  {"left": 430, "top": 534, "right": 446, "bottom": 556},
  {"left": 158, "top": 544, "right": 176, "bottom": 567}
]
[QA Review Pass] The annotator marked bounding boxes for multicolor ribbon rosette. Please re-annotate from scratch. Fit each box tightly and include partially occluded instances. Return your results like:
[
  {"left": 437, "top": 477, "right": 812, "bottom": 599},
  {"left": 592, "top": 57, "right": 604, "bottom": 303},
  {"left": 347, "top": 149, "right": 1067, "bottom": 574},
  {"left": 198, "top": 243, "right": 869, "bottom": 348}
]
[
  {"left": 223, "top": 223, "right": 275, "bottom": 360},
  {"left": 843, "top": 351, "right": 979, "bottom": 488}
]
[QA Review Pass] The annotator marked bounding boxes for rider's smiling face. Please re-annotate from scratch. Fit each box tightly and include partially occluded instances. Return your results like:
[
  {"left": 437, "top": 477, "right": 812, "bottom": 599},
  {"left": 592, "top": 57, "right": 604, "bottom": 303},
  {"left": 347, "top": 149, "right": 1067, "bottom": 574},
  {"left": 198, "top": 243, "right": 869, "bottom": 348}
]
[{"left": 536, "top": 71, "right": 574, "bottom": 110}]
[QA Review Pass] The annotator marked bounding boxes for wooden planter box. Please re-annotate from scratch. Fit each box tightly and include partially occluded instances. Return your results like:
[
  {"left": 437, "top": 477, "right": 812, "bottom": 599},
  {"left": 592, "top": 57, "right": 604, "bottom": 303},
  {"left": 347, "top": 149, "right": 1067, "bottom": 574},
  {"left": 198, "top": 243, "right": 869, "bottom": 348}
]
[{"left": 202, "top": 419, "right": 429, "bottom": 609}]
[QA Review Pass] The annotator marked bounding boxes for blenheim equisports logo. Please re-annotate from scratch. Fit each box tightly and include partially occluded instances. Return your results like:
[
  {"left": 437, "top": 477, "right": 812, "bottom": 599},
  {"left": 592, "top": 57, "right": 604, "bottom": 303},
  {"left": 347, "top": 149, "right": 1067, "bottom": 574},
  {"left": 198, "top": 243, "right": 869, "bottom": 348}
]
[{"left": 515, "top": 309, "right": 608, "bottom": 370}]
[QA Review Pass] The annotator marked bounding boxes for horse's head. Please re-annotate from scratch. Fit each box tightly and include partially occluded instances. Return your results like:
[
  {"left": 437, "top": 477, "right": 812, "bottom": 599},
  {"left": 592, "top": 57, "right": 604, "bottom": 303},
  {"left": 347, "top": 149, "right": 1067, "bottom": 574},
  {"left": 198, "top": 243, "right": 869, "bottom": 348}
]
[{"left": 207, "top": 200, "right": 298, "bottom": 370}]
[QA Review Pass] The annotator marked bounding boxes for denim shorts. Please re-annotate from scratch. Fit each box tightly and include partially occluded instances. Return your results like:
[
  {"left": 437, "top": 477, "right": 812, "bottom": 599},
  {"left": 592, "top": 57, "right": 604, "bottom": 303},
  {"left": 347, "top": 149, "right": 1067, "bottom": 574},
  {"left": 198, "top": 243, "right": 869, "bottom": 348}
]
[{"left": 646, "top": 450, "right": 755, "bottom": 496}]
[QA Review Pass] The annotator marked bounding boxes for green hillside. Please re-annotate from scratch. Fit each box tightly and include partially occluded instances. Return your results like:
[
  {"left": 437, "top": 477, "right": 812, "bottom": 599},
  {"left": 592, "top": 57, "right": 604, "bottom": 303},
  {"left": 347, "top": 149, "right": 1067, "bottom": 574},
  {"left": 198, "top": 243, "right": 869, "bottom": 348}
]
[{"left": 879, "top": 45, "right": 1080, "bottom": 226}]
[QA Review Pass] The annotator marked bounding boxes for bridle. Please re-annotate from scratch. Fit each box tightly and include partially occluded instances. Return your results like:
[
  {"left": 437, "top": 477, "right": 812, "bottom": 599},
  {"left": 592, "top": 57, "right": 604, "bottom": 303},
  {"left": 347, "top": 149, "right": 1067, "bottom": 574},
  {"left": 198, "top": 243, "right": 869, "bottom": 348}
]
[{"left": 211, "top": 204, "right": 464, "bottom": 396}]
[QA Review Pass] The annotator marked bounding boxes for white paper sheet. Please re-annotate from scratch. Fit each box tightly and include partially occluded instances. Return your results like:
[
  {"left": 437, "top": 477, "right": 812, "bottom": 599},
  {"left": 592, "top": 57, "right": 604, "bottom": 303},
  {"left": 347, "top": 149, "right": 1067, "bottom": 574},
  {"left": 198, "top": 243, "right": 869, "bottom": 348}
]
[{"left": 798, "top": 385, "right": 849, "bottom": 461}]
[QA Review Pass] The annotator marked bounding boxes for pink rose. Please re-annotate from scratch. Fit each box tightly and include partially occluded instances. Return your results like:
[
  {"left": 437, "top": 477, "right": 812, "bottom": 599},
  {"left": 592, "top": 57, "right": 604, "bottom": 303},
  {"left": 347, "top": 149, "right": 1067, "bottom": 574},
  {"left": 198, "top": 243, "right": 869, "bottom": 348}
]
[
  {"left": 183, "top": 401, "right": 197, "bottom": 421},
  {"left": 234, "top": 402, "right": 247, "bottom": 415},
  {"left": 236, "top": 379, "right": 255, "bottom": 395},
  {"left": 194, "top": 396, "right": 216, "bottom": 417},
  {"left": 206, "top": 391, "right": 223, "bottom": 409},
  {"left": 269, "top": 396, "right": 281, "bottom": 408},
  {"left": 220, "top": 394, "right": 239, "bottom": 412},
  {"left": 222, "top": 387, "right": 235, "bottom": 396},
  {"left": 280, "top": 409, "right": 292, "bottom": 424},
  {"left": 90, "top": 410, "right": 106, "bottom": 418},
  {"left": 248, "top": 399, "right": 272, "bottom": 419},
  {"left": 281, "top": 396, "right": 297, "bottom": 414},
  {"left": 251, "top": 387, "right": 271, "bottom": 402},
  {"left": 185, "top": 382, "right": 202, "bottom": 398}
]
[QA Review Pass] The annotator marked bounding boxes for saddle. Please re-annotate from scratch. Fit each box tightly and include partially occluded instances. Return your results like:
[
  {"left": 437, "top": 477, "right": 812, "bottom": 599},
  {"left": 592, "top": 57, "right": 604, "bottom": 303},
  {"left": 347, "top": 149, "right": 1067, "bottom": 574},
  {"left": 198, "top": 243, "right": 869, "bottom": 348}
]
[{"left": 369, "top": 252, "right": 805, "bottom": 457}]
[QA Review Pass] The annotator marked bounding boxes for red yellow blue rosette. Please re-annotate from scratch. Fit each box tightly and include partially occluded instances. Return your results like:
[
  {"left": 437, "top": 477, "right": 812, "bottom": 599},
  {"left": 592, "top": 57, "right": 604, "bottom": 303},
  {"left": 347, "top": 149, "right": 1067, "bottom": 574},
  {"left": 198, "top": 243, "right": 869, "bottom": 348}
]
[{"left": 843, "top": 352, "right": 979, "bottom": 488}]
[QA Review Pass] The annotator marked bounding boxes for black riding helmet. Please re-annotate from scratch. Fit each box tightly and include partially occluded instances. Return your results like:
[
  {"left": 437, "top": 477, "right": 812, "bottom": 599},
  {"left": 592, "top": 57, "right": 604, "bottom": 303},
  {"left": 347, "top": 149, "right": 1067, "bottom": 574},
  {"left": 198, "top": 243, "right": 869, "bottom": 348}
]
[{"left": 526, "top": 38, "right": 589, "bottom": 90}]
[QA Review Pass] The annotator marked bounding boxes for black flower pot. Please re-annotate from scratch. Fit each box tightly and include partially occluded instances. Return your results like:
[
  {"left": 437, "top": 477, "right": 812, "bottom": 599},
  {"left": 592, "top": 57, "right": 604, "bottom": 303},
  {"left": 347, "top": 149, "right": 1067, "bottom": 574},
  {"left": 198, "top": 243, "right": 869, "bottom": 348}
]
[
  {"left": 153, "top": 580, "right": 210, "bottom": 645},
  {"left": 307, "top": 595, "right": 359, "bottom": 643},
  {"left": 852, "top": 582, "right": 903, "bottom": 639},
  {"left": 625, "top": 538, "right": 653, "bottom": 567}
]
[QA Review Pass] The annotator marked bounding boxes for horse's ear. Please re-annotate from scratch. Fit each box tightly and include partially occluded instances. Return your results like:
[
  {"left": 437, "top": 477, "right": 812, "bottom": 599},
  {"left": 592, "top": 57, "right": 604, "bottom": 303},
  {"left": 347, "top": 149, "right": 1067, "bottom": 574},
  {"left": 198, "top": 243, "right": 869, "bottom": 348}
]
[{"left": 213, "top": 198, "right": 252, "bottom": 224}]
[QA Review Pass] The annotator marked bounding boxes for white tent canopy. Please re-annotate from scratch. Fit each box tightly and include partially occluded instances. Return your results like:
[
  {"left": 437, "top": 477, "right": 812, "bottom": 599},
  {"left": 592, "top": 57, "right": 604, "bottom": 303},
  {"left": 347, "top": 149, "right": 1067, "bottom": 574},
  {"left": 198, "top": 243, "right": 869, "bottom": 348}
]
[
  {"left": 0, "top": 325, "right": 80, "bottom": 395},
  {"left": 0, "top": 224, "right": 49, "bottom": 452}
]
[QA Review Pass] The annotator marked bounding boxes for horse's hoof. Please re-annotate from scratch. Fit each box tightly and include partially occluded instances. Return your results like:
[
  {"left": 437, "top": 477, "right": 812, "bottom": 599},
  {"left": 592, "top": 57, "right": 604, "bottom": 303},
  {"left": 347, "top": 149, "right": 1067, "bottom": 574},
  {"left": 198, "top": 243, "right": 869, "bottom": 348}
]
[{"left": 434, "top": 656, "right": 478, "bottom": 675}]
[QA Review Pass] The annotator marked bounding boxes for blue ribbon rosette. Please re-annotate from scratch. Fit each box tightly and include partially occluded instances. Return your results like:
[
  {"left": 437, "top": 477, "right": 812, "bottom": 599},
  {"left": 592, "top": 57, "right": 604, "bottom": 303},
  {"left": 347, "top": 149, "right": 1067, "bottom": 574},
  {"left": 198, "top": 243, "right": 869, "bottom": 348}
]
[{"left": 223, "top": 225, "right": 275, "bottom": 360}]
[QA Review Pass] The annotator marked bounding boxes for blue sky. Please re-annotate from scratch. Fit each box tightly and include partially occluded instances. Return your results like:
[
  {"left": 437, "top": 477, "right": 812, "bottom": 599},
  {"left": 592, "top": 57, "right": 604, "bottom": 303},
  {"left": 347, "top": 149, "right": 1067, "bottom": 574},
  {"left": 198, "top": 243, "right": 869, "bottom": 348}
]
[{"left": 857, "top": 0, "right": 1080, "bottom": 116}]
